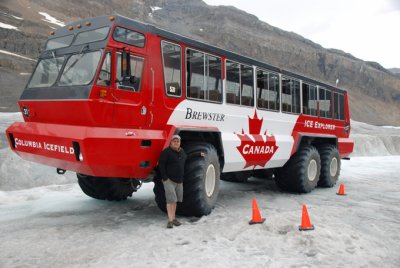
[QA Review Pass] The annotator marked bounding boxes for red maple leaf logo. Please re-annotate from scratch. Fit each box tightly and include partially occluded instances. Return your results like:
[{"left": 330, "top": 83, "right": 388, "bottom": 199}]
[{"left": 236, "top": 111, "right": 279, "bottom": 169}]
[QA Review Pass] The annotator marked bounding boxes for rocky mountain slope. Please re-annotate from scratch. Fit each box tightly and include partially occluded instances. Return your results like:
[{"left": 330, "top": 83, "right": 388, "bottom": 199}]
[{"left": 1, "top": 0, "right": 399, "bottom": 125}]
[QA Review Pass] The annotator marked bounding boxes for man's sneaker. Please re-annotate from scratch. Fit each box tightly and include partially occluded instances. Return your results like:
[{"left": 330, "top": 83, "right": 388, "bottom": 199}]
[
  {"left": 167, "top": 221, "right": 173, "bottom": 228},
  {"left": 172, "top": 219, "right": 181, "bottom": 226}
]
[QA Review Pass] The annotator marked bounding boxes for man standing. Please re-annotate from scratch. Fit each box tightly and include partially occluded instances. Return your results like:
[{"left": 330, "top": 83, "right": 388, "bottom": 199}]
[{"left": 158, "top": 135, "right": 187, "bottom": 228}]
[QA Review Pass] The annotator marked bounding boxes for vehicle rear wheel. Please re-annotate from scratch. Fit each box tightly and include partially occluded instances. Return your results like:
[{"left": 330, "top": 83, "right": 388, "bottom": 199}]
[
  {"left": 317, "top": 145, "right": 341, "bottom": 187},
  {"left": 77, "top": 174, "right": 139, "bottom": 201},
  {"left": 274, "top": 146, "right": 321, "bottom": 193},
  {"left": 153, "top": 142, "right": 221, "bottom": 217}
]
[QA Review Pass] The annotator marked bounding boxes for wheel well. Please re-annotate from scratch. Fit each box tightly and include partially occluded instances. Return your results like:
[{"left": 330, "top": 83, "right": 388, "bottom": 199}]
[
  {"left": 297, "top": 136, "right": 337, "bottom": 150},
  {"left": 177, "top": 130, "right": 225, "bottom": 170}
]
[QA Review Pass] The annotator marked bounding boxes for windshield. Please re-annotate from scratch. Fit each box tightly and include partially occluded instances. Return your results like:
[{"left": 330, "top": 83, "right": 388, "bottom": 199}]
[
  {"left": 28, "top": 56, "right": 65, "bottom": 88},
  {"left": 59, "top": 51, "right": 102, "bottom": 86}
]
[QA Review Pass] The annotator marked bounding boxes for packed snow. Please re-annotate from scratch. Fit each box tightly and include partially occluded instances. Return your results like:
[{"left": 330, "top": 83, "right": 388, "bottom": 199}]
[
  {"left": 1, "top": 112, "right": 400, "bottom": 267},
  {"left": 0, "top": 22, "right": 18, "bottom": 30},
  {"left": 38, "top": 12, "right": 65, "bottom": 27},
  {"left": 149, "top": 6, "right": 162, "bottom": 17},
  {"left": 151, "top": 6, "right": 162, "bottom": 12}
]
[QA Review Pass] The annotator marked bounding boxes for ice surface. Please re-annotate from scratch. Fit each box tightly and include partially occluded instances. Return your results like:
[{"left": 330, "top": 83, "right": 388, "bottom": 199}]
[
  {"left": 350, "top": 120, "right": 400, "bottom": 156},
  {"left": 0, "top": 156, "right": 399, "bottom": 267}
]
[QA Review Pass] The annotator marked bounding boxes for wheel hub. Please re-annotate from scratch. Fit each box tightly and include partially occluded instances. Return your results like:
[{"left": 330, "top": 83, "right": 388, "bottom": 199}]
[
  {"left": 330, "top": 157, "right": 338, "bottom": 177},
  {"left": 308, "top": 159, "right": 318, "bottom": 181},
  {"left": 205, "top": 164, "right": 216, "bottom": 197}
]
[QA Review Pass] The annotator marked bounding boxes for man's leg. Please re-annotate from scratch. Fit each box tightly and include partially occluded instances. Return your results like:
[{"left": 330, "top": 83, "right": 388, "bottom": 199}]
[
  {"left": 166, "top": 203, "right": 174, "bottom": 222},
  {"left": 172, "top": 202, "right": 177, "bottom": 219}
]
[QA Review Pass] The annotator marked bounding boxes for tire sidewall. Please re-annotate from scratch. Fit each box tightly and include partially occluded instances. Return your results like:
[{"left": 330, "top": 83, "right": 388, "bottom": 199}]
[
  {"left": 319, "top": 146, "right": 341, "bottom": 187},
  {"left": 198, "top": 151, "right": 220, "bottom": 209}
]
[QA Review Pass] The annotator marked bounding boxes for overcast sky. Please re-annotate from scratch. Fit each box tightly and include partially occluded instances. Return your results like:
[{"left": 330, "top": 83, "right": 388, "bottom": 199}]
[{"left": 203, "top": 0, "right": 400, "bottom": 69}]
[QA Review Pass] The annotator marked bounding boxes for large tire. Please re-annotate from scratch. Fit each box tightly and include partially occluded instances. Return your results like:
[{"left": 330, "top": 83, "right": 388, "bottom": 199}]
[
  {"left": 317, "top": 145, "right": 341, "bottom": 187},
  {"left": 274, "top": 146, "right": 321, "bottom": 193},
  {"left": 153, "top": 173, "right": 167, "bottom": 213},
  {"left": 77, "top": 174, "right": 138, "bottom": 201},
  {"left": 153, "top": 143, "right": 221, "bottom": 217}
]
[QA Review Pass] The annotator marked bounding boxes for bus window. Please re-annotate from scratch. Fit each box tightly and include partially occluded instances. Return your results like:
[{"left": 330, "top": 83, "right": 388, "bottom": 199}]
[
  {"left": 45, "top": 34, "right": 74, "bottom": 50},
  {"left": 339, "top": 94, "right": 345, "bottom": 120},
  {"left": 282, "top": 76, "right": 300, "bottom": 114},
  {"left": 73, "top": 27, "right": 110, "bottom": 46},
  {"left": 59, "top": 51, "right": 101, "bottom": 86},
  {"left": 226, "top": 61, "right": 240, "bottom": 105},
  {"left": 241, "top": 64, "right": 254, "bottom": 107},
  {"left": 113, "top": 27, "right": 145, "bottom": 48},
  {"left": 162, "top": 41, "right": 181, "bottom": 97},
  {"left": 226, "top": 60, "right": 254, "bottom": 106},
  {"left": 256, "top": 68, "right": 279, "bottom": 111},
  {"left": 319, "top": 87, "right": 332, "bottom": 118},
  {"left": 96, "top": 52, "right": 111, "bottom": 87},
  {"left": 207, "top": 55, "right": 222, "bottom": 102},
  {"left": 186, "top": 49, "right": 222, "bottom": 103},
  {"left": 302, "top": 82, "right": 317, "bottom": 116},
  {"left": 116, "top": 53, "right": 144, "bottom": 91},
  {"left": 334, "top": 92, "right": 345, "bottom": 120},
  {"left": 187, "top": 49, "right": 205, "bottom": 99}
]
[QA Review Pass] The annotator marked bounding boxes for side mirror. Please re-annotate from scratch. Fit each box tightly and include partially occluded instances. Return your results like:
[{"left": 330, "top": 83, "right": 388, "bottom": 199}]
[{"left": 121, "top": 51, "right": 131, "bottom": 79}]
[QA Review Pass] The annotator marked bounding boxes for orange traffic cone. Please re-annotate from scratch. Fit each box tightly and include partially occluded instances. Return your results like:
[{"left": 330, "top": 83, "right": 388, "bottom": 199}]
[
  {"left": 337, "top": 183, "right": 346, "bottom": 195},
  {"left": 299, "top": 204, "right": 314, "bottom": 231},
  {"left": 249, "top": 197, "right": 265, "bottom": 225}
]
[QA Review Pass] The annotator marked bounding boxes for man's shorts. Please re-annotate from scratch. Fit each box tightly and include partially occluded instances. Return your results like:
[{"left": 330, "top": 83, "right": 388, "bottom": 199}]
[{"left": 163, "top": 179, "right": 183, "bottom": 203}]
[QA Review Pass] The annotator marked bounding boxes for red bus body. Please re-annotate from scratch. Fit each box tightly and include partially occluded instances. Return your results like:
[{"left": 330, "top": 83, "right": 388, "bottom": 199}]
[{"left": 6, "top": 15, "right": 353, "bottom": 181}]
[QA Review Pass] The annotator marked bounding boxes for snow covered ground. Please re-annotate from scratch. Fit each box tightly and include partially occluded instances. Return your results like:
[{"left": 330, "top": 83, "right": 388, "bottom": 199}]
[
  {"left": 1, "top": 113, "right": 400, "bottom": 267},
  {"left": 38, "top": 12, "right": 65, "bottom": 27}
]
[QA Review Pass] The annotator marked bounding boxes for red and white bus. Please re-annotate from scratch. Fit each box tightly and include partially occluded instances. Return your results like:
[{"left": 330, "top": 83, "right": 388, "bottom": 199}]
[{"left": 6, "top": 15, "right": 354, "bottom": 216}]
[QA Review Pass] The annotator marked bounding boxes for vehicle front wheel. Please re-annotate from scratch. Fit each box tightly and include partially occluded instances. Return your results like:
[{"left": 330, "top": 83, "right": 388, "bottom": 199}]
[
  {"left": 77, "top": 174, "right": 139, "bottom": 201},
  {"left": 153, "top": 142, "right": 221, "bottom": 217}
]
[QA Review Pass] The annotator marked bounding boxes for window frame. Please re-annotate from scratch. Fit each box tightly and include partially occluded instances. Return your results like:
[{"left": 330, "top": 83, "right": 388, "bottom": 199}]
[
  {"left": 333, "top": 91, "right": 345, "bottom": 121},
  {"left": 112, "top": 26, "right": 146, "bottom": 48},
  {"left": 115, "top": 51, "right": 145, "bottom": 92},
  {"left": 302, "top": 81, "right": 318, "bottom": 117},
  {"left": 255, "top": 67, "right": 280, "bottom": 112},
  {"left": 161, "top": 40, "right": 182, "bottom": 98},
  {"left": 281, "top": 75, "right": 301, "bottom": 115},
  {"left": 225, "top": 59, "right": 254, "bottom": 107},
  {"left": 319, "top": 87, "right": 333, "bottom": 119},
  {"left": 73, "top": 26, "right": 110, "bottom": 46},
  {"left": 58, "top": 50, "right": 103, "bottom": 87},
  {"left": 45, "top": 34, "right": 75, "bottom": 51},
  {"left": 95, "top": 50, "right": 112, "bottom": 88},
  {"left": 185, "top": 47, "right": 223, "bottom": 104}
]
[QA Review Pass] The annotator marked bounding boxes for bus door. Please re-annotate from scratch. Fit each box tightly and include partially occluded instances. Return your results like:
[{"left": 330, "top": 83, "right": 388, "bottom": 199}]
[{"left": 112, "top": 51, "right": 148, "bottom": 127}]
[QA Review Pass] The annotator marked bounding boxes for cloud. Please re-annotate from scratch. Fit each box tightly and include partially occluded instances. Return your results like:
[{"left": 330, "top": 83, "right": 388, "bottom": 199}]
[{"left": 387, "top": 0, "right": 400, "bottom": 11}]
